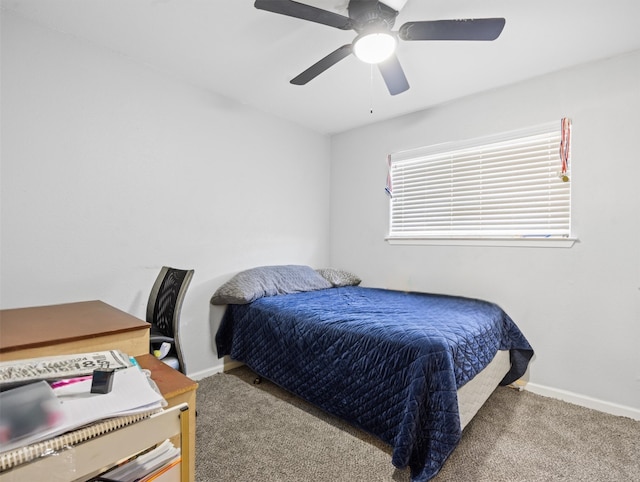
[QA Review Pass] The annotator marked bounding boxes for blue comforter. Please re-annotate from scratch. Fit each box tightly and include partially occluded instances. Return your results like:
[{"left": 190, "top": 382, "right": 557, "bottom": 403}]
[{"left": 216, "top": 286, "right": 533, "bottom": 481}]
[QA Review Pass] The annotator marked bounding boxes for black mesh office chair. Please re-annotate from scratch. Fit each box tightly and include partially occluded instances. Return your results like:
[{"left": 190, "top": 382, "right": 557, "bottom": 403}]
[{"left": 147, "top": 266, "right": 194, "bottom": 374}]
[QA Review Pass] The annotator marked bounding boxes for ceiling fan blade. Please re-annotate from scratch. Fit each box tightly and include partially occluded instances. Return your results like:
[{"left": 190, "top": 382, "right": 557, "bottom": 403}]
[
  {"left": 399, "top": 18, "right": 506, "bottom": 41},
  {"left": 290, "top": 44, "right": 353, "bottom": 85},
  {"left": 254, "top": 0, "right": 352, "bottom": 30},
  {"left": 377, "top": 54, "right": 409, "bottom": 95}
]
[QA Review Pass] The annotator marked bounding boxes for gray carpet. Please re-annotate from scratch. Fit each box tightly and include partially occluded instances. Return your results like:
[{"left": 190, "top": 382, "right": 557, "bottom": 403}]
[{"left": 195, "top": 366, "right": 640, "bottom": 481}]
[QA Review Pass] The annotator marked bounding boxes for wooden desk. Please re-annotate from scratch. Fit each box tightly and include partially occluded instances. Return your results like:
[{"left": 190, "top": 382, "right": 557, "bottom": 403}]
[
  {"left": 0, "top": 300, "right": 150, "bottom": 361},
  {"left": 0, "top": 301, "right": 197, "bottom": 482}
]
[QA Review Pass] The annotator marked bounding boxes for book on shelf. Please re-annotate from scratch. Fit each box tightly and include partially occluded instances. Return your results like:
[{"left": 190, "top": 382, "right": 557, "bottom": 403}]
[
  {"left": 90, "top": 439, "right": 180, "bottom": 482},
  {"left": 139, "top": 457, "right": 181, "bottom": 482}
]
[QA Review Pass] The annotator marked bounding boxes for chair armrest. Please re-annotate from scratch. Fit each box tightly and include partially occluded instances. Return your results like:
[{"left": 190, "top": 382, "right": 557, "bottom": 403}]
[{"left": 150, "top": 335, "right": 174, "bottom": 344}]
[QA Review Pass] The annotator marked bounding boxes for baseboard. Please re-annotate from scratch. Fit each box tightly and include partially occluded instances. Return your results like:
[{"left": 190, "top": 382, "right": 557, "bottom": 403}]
[
  {"left": 188, "top": 365, "right": 222, "bottom": 381},
  {"left": 525, "top": 382, "right": 640, "bottom": 421},
  {"left": 222, "top": 359, "right": 245, "bottom": 371},
  {"left": 187, "top": 359, "right": 245, "bottom": 381}
]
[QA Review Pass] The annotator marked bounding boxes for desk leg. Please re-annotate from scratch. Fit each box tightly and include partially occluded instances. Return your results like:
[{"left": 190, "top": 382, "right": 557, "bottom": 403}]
[{"left": 166, "top": 390, "right": 196, "bottom": 482}]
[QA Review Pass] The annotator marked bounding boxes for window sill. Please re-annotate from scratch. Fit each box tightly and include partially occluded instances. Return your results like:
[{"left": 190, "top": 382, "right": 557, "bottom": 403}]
[{"left": 385, "top": 237, "right": 578, "bottom": 248}]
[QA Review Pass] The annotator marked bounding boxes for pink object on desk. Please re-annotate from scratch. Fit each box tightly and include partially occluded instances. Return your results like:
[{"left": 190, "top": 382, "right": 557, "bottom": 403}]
[{"left": 50, "top": 376, "right": 92, "bottom": 389}]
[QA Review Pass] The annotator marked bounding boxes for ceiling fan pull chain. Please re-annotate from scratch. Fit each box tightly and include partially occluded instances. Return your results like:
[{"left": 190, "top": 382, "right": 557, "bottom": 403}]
[{"left": 370, "top": 63, "right": 375, "bottom": 114}]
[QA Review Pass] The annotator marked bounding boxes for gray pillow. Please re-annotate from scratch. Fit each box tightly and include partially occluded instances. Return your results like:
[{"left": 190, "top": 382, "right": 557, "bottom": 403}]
[
  {"left": 211, "top": 265, "right": 332, "bottom": 305},
  {"left": 316, "top": 268, "right": 361, "bottom": 287}
]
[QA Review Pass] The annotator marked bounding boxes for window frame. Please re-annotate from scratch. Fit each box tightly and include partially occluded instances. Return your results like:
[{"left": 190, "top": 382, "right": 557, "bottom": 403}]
[{"left": 386, "top": 121, "right": 576, "bottom": 248}]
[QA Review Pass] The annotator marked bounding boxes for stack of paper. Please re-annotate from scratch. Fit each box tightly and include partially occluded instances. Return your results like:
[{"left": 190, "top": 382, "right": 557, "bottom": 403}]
[{"left": 0, "top": 365, "right": 165, "bottom": 453}]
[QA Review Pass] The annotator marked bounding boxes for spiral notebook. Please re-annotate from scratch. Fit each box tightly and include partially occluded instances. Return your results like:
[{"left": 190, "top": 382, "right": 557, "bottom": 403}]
[{"left": 0, "top": 407, "right": 161, "bottom": 471}]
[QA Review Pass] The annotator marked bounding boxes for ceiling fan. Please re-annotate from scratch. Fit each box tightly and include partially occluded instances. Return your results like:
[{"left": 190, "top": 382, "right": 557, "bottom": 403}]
[{"left": 254, "top": 0, "right": 505, "bottom": 95}]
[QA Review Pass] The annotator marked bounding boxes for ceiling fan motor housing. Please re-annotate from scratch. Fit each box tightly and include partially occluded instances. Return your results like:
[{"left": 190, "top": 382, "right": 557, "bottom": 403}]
[{"left": 348, "top": 0, "right": 399, "bottom": 33}]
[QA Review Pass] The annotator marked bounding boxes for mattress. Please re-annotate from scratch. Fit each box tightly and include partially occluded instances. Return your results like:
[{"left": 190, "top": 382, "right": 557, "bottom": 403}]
[{"left": 458, "top": 349, "right": 511, "bottom": 429}]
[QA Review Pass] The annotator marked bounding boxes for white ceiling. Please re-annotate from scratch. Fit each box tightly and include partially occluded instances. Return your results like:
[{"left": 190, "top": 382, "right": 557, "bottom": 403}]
[{"left": 3, "top": 0, "right": 640, "bottom": 135}]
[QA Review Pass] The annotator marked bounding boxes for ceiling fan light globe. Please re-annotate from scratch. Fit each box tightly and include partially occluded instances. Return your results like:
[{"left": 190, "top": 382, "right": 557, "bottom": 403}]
[{"left": 353, "top": 32, "right": 396, "bottom": 64}]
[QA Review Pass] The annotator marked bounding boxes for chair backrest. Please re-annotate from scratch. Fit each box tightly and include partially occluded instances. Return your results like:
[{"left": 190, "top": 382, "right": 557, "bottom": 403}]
[{"left": 146, "top": 267, "right": 194, "bottom": 340}]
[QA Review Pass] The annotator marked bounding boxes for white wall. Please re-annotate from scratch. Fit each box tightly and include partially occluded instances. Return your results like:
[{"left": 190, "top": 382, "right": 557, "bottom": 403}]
[
  {"left": 0, "top": 12, "right": 331, "bottom": 378},
  {"left": 330, "top": 51, "right": 640, "bottom": 414},
  {"left": 2, "top": 9, "right": 639, "bottom": 416}
]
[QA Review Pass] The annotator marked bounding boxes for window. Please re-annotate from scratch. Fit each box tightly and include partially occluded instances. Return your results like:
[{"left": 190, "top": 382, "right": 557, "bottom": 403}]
[{"left": 387, "top": 120, "right": 574, "bottom": 246}]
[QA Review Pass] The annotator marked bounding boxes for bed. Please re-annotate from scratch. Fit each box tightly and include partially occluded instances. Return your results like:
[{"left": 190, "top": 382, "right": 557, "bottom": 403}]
[{"left": 212, "top": 265, "right": 534, "bottom": 482}]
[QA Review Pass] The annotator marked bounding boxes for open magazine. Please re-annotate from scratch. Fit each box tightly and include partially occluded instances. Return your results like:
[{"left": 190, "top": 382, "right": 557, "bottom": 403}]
[{"left": 0, "top": 350, "right": 133, "bottom": 390}]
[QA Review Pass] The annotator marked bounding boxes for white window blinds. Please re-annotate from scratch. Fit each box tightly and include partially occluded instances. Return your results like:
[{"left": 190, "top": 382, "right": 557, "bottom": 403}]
[{"left": 388, "top": 121, "right": 571, "bottom": 239}]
